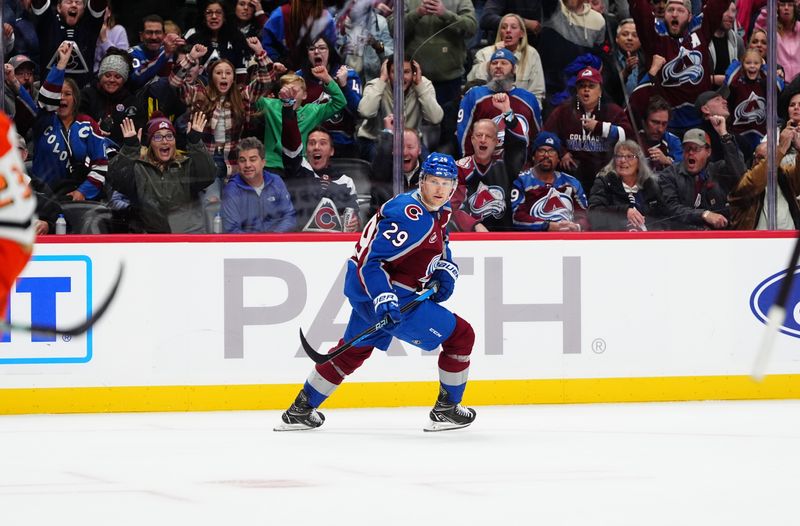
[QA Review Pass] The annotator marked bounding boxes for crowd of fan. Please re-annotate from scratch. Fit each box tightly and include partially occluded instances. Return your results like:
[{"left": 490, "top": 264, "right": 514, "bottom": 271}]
[{"left": 3, "top": 0, "right": 800, "bottom": 234}]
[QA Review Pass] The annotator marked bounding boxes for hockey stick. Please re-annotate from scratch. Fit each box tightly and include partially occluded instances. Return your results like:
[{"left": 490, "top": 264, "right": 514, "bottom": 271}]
[
  {"left": 751, "top": 231, "right": 800, "bottom": 381},
  {"left": 0, "top": 263, "right": 124, "bottom": 337},
  {"left": 299, "top": 282, "right": 439, "bottom": 365}
]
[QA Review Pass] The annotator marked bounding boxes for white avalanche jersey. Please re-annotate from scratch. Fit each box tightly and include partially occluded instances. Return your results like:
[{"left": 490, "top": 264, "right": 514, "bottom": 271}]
[{"left": 0, "top": 112, "right": 36, "bottom": 246}]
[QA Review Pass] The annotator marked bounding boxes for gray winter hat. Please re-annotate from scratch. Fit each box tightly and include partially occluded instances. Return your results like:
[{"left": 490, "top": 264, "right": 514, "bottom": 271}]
[{"left": 98, "top": 54, "right": 130, "bottom": 82}]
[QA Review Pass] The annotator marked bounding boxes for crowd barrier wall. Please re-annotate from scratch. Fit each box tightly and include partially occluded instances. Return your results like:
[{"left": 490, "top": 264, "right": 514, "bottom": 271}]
[{"left": 1, "top": 231, "right": 799, "bottom": 414}]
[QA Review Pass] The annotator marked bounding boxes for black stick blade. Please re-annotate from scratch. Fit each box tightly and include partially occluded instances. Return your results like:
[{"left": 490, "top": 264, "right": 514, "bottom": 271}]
[
  {"left": 299, "top": 328, "right": 328, "bottom": 364},
  {"left": 0, "top": 263, "right": 124, "bottom": 337}
]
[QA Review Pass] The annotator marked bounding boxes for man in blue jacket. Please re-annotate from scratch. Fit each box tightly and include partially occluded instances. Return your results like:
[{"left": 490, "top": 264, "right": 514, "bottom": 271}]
[{"left": 221, "top": 137, "right": 296, "bottom": 233}]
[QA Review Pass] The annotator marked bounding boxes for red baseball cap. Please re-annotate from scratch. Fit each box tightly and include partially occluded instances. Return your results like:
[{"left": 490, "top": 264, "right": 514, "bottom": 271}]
[{"left": 575, "top": 67, "right": 602, "bottom": 85}]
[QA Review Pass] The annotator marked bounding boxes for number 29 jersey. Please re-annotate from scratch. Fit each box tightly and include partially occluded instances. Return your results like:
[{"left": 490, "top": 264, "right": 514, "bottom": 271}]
[{"left": 344, "top": 190, "right": 452, "bottom": 303}]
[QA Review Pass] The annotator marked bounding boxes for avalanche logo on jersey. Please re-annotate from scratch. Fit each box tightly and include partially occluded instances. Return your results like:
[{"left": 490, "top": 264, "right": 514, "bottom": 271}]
[
  {"left": 529, "top": 186, "right": 575, "bottom": 222},
  {"left": 467, "top": 182, "right": 505, "bottom": 219},
  {"left": 303, "top": 197, "right": 344, "bottom": 232},
  {"left": 404, "top": 204, "right": 423, "bottom": 221},
  {"left": 733, "top": 92, "right": 766, "bottom": 126},
  {"left": 661, "top": 47, "right": 704, "bottom": 87}
]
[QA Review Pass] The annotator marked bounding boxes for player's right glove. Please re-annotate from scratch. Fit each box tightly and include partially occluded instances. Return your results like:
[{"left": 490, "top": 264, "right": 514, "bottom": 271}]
[
  {"left": 430, "top": 259, "right": 458, "bottom": 303},
  {"left": 373, "top": 292, "right": 403, "bottom": 328}
]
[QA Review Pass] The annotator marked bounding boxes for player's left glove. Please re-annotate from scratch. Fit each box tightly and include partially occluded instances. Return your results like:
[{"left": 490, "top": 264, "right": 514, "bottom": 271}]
[{"left": 430, "top": 259, "right": 458, "bottom": 303}]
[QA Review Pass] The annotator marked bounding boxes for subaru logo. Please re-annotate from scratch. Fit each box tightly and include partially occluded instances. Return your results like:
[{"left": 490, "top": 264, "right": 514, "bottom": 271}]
[{"left": 750, "top": 267, "right": 800, "bottom": 338}]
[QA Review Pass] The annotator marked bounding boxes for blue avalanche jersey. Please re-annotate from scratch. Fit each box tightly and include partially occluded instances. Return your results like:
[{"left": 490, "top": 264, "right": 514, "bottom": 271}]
[{"left": 344, "top": 190, "right": 452, "bottom": 303}]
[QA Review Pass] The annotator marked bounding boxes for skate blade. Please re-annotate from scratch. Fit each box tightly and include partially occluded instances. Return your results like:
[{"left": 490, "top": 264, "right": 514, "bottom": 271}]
[
  {"left": 273, "top": 422, "right": 320, "bottom": 432},
  {"left": 423, "top": 420, "right": 472, "bottom": 432}
]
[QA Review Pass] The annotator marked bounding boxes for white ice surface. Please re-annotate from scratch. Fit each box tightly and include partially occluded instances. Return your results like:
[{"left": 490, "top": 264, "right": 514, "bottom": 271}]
[{"left": 1, "top": 400, "right": 799, "bottom": 525}]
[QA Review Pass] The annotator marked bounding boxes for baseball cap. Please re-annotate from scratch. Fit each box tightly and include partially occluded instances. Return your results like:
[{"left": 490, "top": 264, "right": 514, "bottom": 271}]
[
  {"left": 489, "top": 48, "right": 517, "bottom": 66},
  {"left": 575, "top": 67, "right": 602, "bottom": 85},
  {"left": 682, "top": 128, "right": 710, "bottom": 146},
  {"left": 8, "top": 54, "right": 36, "bottom": 72},
  {"left": 532, "top": 131, "right": 562, "bottom": 152},
  {"left": 694, "top": 86, "right": 729, "bottom": 111}
]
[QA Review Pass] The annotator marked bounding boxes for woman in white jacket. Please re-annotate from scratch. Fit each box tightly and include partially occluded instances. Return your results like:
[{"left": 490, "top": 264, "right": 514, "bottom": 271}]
[{"left": 467, "top": 13, "right": 545, "bottom": 105}]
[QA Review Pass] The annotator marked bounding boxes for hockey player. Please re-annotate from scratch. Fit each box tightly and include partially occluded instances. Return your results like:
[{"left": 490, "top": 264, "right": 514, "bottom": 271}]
[
  {"left": 276, "top": 153, "right": 477, "bottom": 432},
  {"left": 0, "top": 112, "right": 37, "bottom": 319}
]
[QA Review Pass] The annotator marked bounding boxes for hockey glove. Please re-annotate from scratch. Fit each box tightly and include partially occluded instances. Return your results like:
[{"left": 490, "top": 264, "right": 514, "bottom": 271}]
[
  {"left": 430, "top": 259, "right": 458, "bottom": 303},
  {"left": 373, "top": 292, "right": 403, "bottom": 328}
]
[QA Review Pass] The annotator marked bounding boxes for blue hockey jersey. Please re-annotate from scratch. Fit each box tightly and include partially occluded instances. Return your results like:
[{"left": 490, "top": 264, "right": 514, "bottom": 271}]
[
  {"left": 31, "top": 67, "right": 107, "bottom": 199},
  {"left": 344, "top": 190, "right": 452, "bottom": 304},
  {"left": 457, "top": 84, "right": 542, "bottom": 157}
]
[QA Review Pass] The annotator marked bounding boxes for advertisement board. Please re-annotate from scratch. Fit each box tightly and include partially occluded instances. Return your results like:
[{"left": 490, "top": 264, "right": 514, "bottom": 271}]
[{"left": 1, "top": 232, "right": 798, "bottom": 413}]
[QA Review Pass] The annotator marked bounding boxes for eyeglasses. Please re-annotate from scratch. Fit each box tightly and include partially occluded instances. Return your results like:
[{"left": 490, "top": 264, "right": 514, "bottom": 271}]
[
  {"left": 142, "top": 29, "right": 164, "bottom": 36},
  {"left": 683, "top": 144, "right": 708, "bottom": 153},
  {"left": 205, "top": 9, "right": 224, "bottom": 16},
  {"left": 614, "top": 154, "right": 637, "bottom": 161},
  {"left": 152, "top": 133, "right": 175, "bottom": 142},
  {"left": 308, "top": 45, "right": 328, "bottom": 52},
  {"left": 536, "top": 148, "right": 559, "bottom": 155}
]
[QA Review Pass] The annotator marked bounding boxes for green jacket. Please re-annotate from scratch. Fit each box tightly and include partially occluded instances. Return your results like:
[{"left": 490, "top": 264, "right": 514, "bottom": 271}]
[
  {"left": 390, "top": 0, "right": 477, "bottom": 83},
  {"left": 257, "top": 79, "right": 346, "bottom": 170},
  {"left": 108, "top": 131, "right": 216, "bottom": 233}
]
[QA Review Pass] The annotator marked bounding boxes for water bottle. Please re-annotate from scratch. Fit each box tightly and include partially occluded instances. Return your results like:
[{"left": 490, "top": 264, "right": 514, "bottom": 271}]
[
  {"left": 342, "top": 207, "right": 357, "bottom": 232},
  {"left": 55, "top": 214, "right": 67, "bottom": 235},
  {"left": 212, "top": 212, "right": 223, "bottom": 234}
]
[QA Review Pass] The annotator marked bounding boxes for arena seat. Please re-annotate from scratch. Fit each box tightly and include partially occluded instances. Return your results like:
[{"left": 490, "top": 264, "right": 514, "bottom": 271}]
[
  {"left": 329, "top": 157, "right": 373, "bottom": 226},
  {"left": 60, "top": 201, "right": 113, "bottom": 234}
]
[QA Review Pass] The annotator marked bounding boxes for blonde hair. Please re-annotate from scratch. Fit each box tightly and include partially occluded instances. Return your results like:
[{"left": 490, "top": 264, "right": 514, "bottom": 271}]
[
  {"left": 279, "top": 73, "right": 306, "bottom": 91},
  {"left": 742, "top": 48, "right": 762, "bottom": 66},
  {"left": 494, "top": 14, "right": 530, "bottom": 79},
  {"left": 164, "top": 19, "right": 181, "bottom": 35}
]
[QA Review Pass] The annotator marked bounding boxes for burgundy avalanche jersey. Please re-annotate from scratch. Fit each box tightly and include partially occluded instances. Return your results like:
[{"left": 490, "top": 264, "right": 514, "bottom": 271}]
[
  {"left": 725, "top": 65, "right": 768, "bottom": 137},
  {"left": 543, "top": 101, "right": 632, "bottom": 190},
  {"left": 344, "top": 190, "right": 452, "bottom": 303},
  {"left": 450, "top": 117, "right": 527, "bottom": 232},
  {"left": 630, "top": 0, "right": 727, "bottom": 112},
  {"left": 452, "top": 156, "right": 516, "bottom": 231}
]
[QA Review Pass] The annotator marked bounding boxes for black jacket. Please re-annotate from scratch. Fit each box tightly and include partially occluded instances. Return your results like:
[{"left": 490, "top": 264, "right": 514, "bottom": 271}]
[
  {"left": 658, "top": 136, "right": 746, "bottom": 229},
  {"left": 588, "top": 171, "right": 668, "bottom": 230},
  {"left": 281, "top": 106, "right": 359, "bottom": 231}
]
